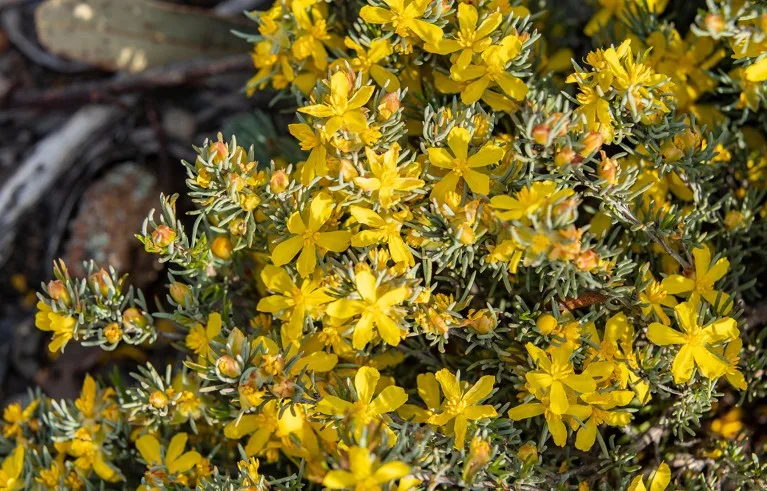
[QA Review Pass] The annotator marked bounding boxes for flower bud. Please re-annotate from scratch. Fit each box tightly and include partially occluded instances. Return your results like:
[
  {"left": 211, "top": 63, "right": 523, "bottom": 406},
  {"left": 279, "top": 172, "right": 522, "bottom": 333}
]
[
  {"left": 270, "top": 170, "right": 289, "bottom": 193},
  {"left": 661, "top": 142, "right": 683, "bottom": 162},
  {"left": 467, "top": 309, "right": 496, "bottom": 334},
  {"left": 531, "top": 124, "right": 550, "bottom": 145},
  {"left": 724, "top": 210, "right": 745, "bottom": 231},
  {"left": 210, "top": 141, "right": 229, "bottom": 165},
  {"left": 517, "top": 442, "right": 538, "bottom": 463},
  {"left": 169, "top": 282, "right": 191, "bottom": 305},
  {"left": 575, "top": 249, "right": 599, "bottom": 271},
  {"left": 555, "top": 147, "right": 575, "bottom": 167},
  {"left": 47, "top": 280, "right": 71, "bottom": 306},
  {"left": 217, "top": 355, "right": 242, "bottom": 379},
  {"left": 580, "top": 132, "right": 603, "bottom": 156},
  {"left": 377, "top": 92, "right": 400, "bottom": 120},
  {"left": 598, "top": 151, "right": 619, "bottom": 185},
  {"left": 536, "top": 314, "right": 557, "bottom": 335},
  {"left": 705, "top": 13, "right": 725, "bottom": 33},
  {"left": 123, "top": 308, "right": 147, "bottom": 329},
  {"left": 240, "top": 193, "right": 261, "bottom": 212},
  {"left": 89, "top": 268, "right": 112, "bottom": 296},
  {"left": 456, "top": 223, "right": 476, "bottom": 245},
  {"left": 463, "top": 437, "right": 492, "bottom": 483},
  {"left": 149, "top": 390, "right": 168, "bottom": 409},
  {"left": 229, "top": 217, "right": 246, "bottom": 236},
  {"left": 211, "top": 236, "right": 233, "bottom": 260},
  {"left": 151, "top": 225, "right": 176, "bottom": 248}
]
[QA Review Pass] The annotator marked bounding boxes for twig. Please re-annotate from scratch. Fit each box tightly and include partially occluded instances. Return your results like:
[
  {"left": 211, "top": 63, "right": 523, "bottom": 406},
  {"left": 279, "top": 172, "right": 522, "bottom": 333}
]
[
  {"left": 0, "top": 7, "right": 91, "bottom": 73},
  {"left": 0, "top": 104, "right": 124, "bottom": 267},
  {"left": 558, "top": 290, "right": 609, "bottom": 310},
  {"left": 2, "top": 53, "right": 253, "bottom": 109},
  {"left": 213, "top": 0, "right": 268, "bottom": 15}
]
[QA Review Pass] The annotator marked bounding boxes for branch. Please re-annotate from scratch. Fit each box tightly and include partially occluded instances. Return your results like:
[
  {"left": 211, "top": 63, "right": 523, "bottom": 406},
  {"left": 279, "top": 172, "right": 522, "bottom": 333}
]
[{"left": 2, "top": 53, "right": 253, "bottom": 109}]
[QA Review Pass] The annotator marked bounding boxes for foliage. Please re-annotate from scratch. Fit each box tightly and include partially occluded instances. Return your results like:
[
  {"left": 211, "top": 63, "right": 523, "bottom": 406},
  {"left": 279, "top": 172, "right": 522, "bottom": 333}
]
[{"left": 13, "top": 0, "right": 767, "bottom": 489}]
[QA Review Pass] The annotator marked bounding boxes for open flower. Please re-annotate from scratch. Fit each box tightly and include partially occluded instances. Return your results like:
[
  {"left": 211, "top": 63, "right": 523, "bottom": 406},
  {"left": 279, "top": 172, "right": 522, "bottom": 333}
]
[
  {"left": 360, "top": 0, "right": 443, "bottom": 45},
  {"left": 524, "top": 343, "right": 599, "bottom": 415},
  {"left": 354, "top": 145, "right": 424, "bottom": 209},
  {"left": 345, "top": 37, "right": 400, "bottom": 91},
  {"left": 424, "top": 3, "right": 502, "bottom": 68},
  {"left": 428, "top": 126, "right": 503, "bottom": 201},
  {"left": 428, "top": 369, "right": 497, "bottom": 449},
  {"left": 627, "top": 461, "right": 671, "bottom": 491},
  {"left": 288, "top": 122, "right": 329, "bottom": 185},
  {"left": 490, "top": 181, "right": 574, "bottom": 224},
  {"left": 350, "top": 206, "right": 414, "bottom": 266},
  {"left": 185, "top": 312, "right": 222, "bottom": 363},
  {"left": 257, "top": 265, "right": 332, "bottom": 342},
  {"left": 663, "top": 246, "right": 732, "bottom": 313},
  {"left": 450, "top": 34, "right": 528, "bottom": 105},
  {"left": 272, "top": 192, "right": 351, "bottom": 277},
  {"left": 323, "top": 446, "right": 410, "bottom": 490},
  {"left": 316, "top": 367, "right": 407, "bottom": 442},
  {"left": 647, "top": 299, "right": 738, "bottom": 384},
  {"left": 35, "top": 301, "right": 76, "bottom": 352},
  {"left": 298, "top": 71, "right": 375, "bottom": 135},
  {"left": 0, "top": 446, "right": 24, "bottom": 491},
  {"left": 508, "top": 395, "right": 591, "bottom": 447},
  {"left": 136, "top": 433, "right": 202, "bottom": 477},
  {"left": 327, "top": 270, "right": 410, "bottom": 349}
]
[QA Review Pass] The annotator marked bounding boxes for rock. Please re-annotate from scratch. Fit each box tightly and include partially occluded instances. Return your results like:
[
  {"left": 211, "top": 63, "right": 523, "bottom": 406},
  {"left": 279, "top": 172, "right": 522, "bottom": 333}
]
[{"left": 63, "top": 162, "right": 161, "bottom": 287}]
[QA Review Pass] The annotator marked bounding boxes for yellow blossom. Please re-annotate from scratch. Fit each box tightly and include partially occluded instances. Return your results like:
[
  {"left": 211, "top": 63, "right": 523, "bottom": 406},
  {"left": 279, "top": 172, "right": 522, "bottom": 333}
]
[{"left": 323, "top": 446, "right": 410, "bottom": 490}]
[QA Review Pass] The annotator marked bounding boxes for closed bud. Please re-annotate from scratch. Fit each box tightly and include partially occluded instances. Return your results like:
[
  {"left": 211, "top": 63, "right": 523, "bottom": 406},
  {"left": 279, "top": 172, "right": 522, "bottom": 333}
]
[
  {"left": 598, "top": 151, "right": 619, "bottom": 185},
  {"left": 47, "top": 280, "right": 71, "bottom": 306},
  {"left": 210, "top": 141, "right": 229, "bottom": 165},
  {"left": 211, "top": 236, "right": 233, "bottom": 260},
  {"left": 555, "top": 147, "right": 575, "bottom": 167},
  {"left": 151, "top": 225, "right": 176, "bottom": 248},
  {"left": 724, "top": 210, "right": 745, "bottom": 230},
  {"left": 575, "top": 249, "right": 599, "bottom": 271},
  {"left": 229, "top": 217, "right": 247, "bottom": 236},
  {"left": 240, "top": 193, "right": 261, "bottom": 212},
  {"left": 149, "top": 390, "right": 168, "bottom": 409},
  {"left": 456, "top": 223, "right": 476, "bottom": 245},
  {"left": 705, "top": 13, "right": 725, "bottom": 33},
  {"left": 123, "top": 308, "right": 147, "bottom": 329},
  {"left": 270, "top": 170, "right": 289, "bottom": 193},
  {"left": 217, "top": 355, "right": 242, "bottom": 379},
  {"left": 580, "top": 132, "right": 603, "bottom": 156},
  {"left": 463, "top": 437, "right": 492, "bottom": 483},
  {"left": 377, "top": 92, "right": 400, "bottom": 119},
  {"left": 89, "top": 268, "right": 112, "bottom": 296},
  {"left": 339, "top": 159, "right": 359, "bottom": 181},
  {"left": 536, "top": 314, "right": 557, "bottom": 335},
  {"left": 531, "top": 124, "right": 550, "bottom": 145},
  {"left": 169, "top": 282, "right": 191, "bottom": 305},
  {"left": 467, "top": 309, "right": 496, "bottom": 334},
  {"left": 517, "top": 442, "right": 538, "bottom": 463}
]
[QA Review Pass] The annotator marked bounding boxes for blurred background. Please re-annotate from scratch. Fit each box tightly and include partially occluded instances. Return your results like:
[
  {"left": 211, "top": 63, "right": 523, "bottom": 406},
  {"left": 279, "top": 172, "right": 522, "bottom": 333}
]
[{"left": 0, "top": 0, "right": 297, "bottom": 404}]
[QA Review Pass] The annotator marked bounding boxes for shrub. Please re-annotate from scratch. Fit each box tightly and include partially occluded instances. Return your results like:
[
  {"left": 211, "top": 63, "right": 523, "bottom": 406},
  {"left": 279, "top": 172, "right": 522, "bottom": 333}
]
[{"left": 14, "top": 0, "right": 767, "bottom": 489}]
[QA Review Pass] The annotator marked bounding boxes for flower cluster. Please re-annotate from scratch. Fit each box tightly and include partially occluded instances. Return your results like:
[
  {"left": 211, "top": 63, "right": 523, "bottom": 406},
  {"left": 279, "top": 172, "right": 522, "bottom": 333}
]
[{"left": 14, "top": 0, "right": 767, "bottom": 489}]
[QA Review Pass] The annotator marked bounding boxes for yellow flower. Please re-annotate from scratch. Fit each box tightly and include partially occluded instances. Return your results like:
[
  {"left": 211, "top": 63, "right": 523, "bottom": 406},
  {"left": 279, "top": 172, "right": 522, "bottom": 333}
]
[
  {"left": 351, "top": 206, "right": 414, "bottom": 266},
  {"left": 2, "top": 398, "right": 38, "bottom": 440},
  {"left": 323, "top": 446, "right": 410, "bottom": 490},
  {"left": 428, "top": 126, "right": 503, "bottom": 201},
  {"left": 490, "top": 181, "right": 574, "bottom": 224},
  {"left": 360, "top": 0, "right": 443, "bottom": 45},
  {"left": 291, "top": 4, "right": 334, "bottom": 71},
  {"left": 0, "top": 446, "right": 24, "bottom": 491},
  {"left": 271, "top": 192, "right": 351, "bottom": 277},
  {"left": 450, "top": 34, "right": 528, "bottom": 105},
  {"left": 257, "top": 265, "right": 332, "bottom": 342},
  {"left": 745, "top": 56, "right": 767, "bottom": 82},
  {"left": 316, "top": 366, "right": 408, "bottom": 441},
  {"left": 428, "top": 369, "right": 497, "bottom": 449},
  {"left": 663, "top": 246, "right": 732, "bottom": 313},
  {"left": 639, "top": 270, "right": 677, "bottom": 325},
  {"left": 717, "top": 338, "right": 747, "bottom": 391},
  {"left": 627, "top": 461, "right": 671, "bottom": 491},
  {"left": 354, "top": 145, "right": 425, "bottom": 209},
  {"left": 327, "top": 270, "right": 409, "bottom": 349},
  {"left": 185, "top": 312, "right": 222, "bottom": 362},
  {"left": 35, "top": 301, "right": 76, "bottom": 352},
  {"left": 424, "top": 3, "right": 502, "bottom": 68},
  {"left": 345, "top": 37, "right": 400, "bottom": 91},
  {"left": 398, "top": 372, "right": 442, "bottom": 423},
  {"left": 508, "top": 396, "right": 591, "bottom": 447},
  {"left": 575, "top": 390, "right": 634, "bottom": 451},
  {"left": 223, "top": 400, "right": 304, "bottom": 457},
  {"left": 298, "top": 72, "right": 375, "bottom": 135},
  {"left": 65, "top": 428, "right": 121, "bottom": 483},
  {"left": 647, "top": 299, "right": 738, "bottom": 384},
  {"left": 136, "top": 432, "right": 202, "bottom": 475},
  {"left": 524, "top": 343, "right": 599, "bottom": 415},
  {"left": 288, "top": 122, "right": 329, "bottom": 185}
]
